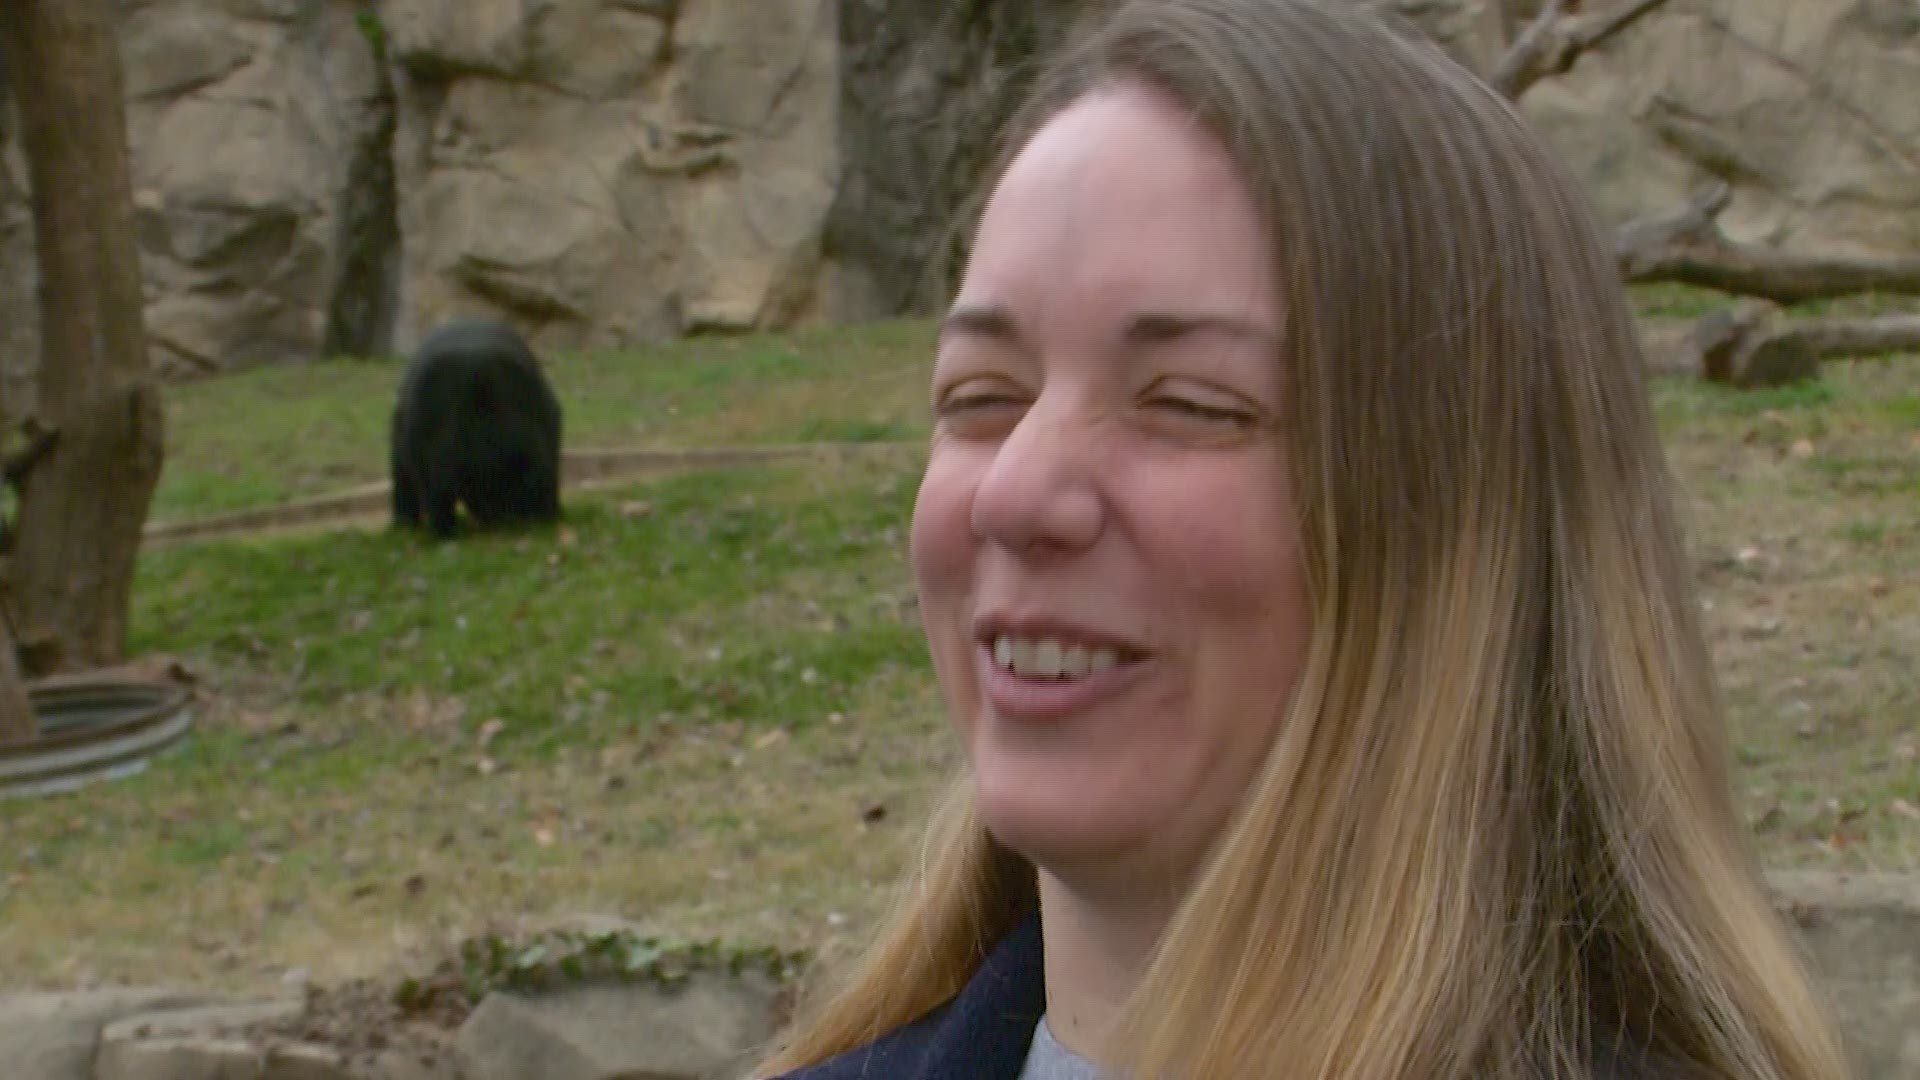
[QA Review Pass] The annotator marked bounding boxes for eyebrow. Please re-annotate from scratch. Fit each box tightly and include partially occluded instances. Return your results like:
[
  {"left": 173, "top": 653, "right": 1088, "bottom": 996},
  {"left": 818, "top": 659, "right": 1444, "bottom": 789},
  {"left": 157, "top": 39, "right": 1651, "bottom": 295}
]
[
  {"left": 939, "top": 304, "right": 1024, "bottom": 348},
  {"left": 1123, "top": 311, "right": 1277, "bottom": 348},
  {"left": 939, "top": 305, "right": 1277, "bottom": 352}
]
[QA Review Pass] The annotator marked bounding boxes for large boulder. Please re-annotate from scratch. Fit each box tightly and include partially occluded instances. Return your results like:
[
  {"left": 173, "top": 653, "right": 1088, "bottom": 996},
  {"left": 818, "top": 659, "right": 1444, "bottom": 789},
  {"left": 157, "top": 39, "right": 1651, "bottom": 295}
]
[
  {"left": 125, "top": 0, "right": 394, "bottom": 377},
  {"left": 380, "top": 0, "right": 842, "bottom": 355},
  {"left": 0, "top": 989, "right": 211, "bottom": 1080},
  {"left": 1774, "top": 872, "right": 1920, "bottom": 1080},
  {"left": 453, "top": 971, "right": 784, "bottom": 1080},
  {"left": 1519, "top": 0, "right": 1920, "bottom": 253}
]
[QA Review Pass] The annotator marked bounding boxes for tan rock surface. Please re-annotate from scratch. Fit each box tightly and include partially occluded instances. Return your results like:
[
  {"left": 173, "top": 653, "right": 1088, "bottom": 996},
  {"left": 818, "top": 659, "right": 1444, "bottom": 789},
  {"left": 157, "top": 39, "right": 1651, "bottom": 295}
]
[
  {"left": 384, "top": 0, "right": 839, "bottom": 356},
  {"left": 1520, "top": 0, "right": 1920, "bottom": 253}
]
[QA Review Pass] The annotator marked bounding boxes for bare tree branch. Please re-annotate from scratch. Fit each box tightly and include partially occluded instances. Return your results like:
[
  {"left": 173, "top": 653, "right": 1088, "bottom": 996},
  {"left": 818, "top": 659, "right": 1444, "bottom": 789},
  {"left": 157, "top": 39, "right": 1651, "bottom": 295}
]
[
  {"left": 1683, "top": 301, "right": 1920, "bottom": 386},
  {"left": 1615, "top": 183, "right": 1920, "bottom": 305},
  {"left": 1491, "top": 0, "right": 1675, "bottom": 100}
]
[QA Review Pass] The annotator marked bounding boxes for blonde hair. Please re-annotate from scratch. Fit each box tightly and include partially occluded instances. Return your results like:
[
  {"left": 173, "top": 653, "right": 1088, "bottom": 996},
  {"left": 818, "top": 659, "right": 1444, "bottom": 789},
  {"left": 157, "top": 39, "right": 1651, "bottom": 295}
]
[{"left": 757, "top": 2, "right": 1851, "bottom": 1078}]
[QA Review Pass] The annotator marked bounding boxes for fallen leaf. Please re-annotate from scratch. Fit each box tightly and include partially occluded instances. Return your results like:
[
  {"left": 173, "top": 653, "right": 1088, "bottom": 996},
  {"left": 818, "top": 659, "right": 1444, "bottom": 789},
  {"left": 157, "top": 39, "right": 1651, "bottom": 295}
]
[
  {"left": 1788, "top": 438, "right": 1815, "bottom": 459},
  {"left": 558, "top": 527, "right": 578, "bottom": 547},
  {"left": 754, "top": 729, "right": 789, "bottom": 750},
  {"left": 476, "top": 757, "right": 498, "bottom": 776},
  {"left": 533, "top": 827, "right": 555, "bottom": 847},
  {"left": 619, "top": 500, "right": 653, "bottom": 519},
  {"left": 1891, "top": 799, "right": 1920, "bottom": 821},
  {"left": 477, "top": 718, "right": 505, "bottom": 749}
]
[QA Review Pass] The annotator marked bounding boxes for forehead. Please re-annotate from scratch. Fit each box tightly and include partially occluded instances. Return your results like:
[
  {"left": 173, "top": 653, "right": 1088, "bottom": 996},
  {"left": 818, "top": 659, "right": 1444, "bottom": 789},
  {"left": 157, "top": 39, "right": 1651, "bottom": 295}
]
[{"left": 961, "top": 83, "right": 1278, "bottom": 329}]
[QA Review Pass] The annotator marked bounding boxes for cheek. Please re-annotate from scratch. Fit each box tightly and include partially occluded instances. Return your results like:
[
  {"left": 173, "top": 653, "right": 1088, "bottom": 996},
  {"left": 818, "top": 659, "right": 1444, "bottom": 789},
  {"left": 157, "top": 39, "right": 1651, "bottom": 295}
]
[
  {"left": 1142, "top": 466, "right": 1304, "bottom": 612},
  {"left": 909, "top": 451, "right": 978, "bottom": 625},
  {"left": 910, "top": 452, "right": 984, "bottom": 735}
]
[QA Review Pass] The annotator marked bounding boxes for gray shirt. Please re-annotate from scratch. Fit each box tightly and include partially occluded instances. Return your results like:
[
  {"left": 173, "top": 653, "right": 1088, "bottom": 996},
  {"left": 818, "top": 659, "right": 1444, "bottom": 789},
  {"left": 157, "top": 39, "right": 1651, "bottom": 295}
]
[{"left": 1017, "top": 1016, "right": 1107, "bottom": 1080}]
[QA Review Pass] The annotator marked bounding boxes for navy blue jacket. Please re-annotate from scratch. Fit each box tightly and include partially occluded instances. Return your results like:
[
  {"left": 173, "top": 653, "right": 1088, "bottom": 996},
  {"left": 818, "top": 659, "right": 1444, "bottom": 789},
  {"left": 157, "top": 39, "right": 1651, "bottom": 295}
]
[{"left": 773, "top": 912, "right": 1049, "bottom": 1080}]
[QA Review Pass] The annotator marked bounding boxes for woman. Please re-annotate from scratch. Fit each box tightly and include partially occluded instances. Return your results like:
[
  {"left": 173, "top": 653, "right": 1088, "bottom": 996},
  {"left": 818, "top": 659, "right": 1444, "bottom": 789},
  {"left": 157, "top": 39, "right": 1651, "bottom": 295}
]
[{"left": 757, "top": 1, "right": 1852, "bottom": 1077}]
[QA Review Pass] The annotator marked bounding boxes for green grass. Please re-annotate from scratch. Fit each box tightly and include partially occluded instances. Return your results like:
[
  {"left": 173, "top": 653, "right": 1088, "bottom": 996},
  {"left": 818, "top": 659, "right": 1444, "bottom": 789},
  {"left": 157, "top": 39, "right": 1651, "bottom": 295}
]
[
  {"left": 1627, "top": 281, "right": 1920, "bottom": 321},
  {"left": 3, "top": 312, "right": 1918, "bottom": 996}
]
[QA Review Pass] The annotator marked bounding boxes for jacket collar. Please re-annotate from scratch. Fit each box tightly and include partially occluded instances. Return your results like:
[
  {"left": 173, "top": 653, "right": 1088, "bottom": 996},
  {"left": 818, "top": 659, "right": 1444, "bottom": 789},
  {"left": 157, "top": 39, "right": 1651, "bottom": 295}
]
[{"left": 774, "top": 911, "right": 1047, "bottom": 1080}]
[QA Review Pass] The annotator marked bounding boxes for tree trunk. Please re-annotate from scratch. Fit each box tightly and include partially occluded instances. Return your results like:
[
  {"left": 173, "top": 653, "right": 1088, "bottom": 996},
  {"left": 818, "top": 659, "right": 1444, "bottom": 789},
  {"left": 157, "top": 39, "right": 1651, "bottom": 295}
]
[
  {"left": 1614, "top": 182, "right": 1920, "bottom": 305},
  {"left": 0, "top": 0, "right": 164, "bottom": 674},
  {"left": 0, "top": 600, "right": 38, "bottom": 741}
]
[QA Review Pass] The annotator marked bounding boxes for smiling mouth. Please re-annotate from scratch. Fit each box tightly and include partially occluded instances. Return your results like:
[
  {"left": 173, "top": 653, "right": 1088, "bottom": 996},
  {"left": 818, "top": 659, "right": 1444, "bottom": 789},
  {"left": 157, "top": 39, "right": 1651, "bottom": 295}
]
[{"left": 987, "top": 634, "right": 1145, "bottom": 680}]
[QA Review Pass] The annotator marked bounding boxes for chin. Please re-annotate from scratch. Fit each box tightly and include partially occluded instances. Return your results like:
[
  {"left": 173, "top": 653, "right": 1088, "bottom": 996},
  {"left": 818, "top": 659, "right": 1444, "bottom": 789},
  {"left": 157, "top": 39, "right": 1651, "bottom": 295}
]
[{"left": 974, "top": 784, "right": 1148, "bottom": 872}]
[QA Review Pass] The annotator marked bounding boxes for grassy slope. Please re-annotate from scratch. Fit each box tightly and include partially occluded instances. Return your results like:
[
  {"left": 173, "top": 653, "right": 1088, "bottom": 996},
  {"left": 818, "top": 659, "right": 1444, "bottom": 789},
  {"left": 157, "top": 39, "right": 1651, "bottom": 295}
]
[{"left": 2, "top": 293, "right": 1916, "bottom": 992}]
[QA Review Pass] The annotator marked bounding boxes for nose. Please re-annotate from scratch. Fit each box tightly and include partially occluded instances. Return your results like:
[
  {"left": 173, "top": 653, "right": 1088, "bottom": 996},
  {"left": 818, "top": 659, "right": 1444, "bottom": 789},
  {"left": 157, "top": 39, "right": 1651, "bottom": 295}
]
[{"left": 969, "top": 393, "right": 1105, "bottom": 558}]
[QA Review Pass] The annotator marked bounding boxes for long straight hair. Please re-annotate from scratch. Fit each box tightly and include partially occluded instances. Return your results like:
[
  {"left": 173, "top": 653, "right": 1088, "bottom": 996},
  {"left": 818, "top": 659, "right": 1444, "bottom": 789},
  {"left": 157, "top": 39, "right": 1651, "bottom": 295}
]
[{"left": 757, "top": 2, "right": 1851, "bottom": 1077}]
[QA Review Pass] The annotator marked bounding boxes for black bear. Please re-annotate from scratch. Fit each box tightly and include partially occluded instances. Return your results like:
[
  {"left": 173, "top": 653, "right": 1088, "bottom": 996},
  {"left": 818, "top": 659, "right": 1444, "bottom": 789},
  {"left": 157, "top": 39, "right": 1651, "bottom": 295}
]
[{"left": 389, "top": 319, "right": 563, "bottom": 539}]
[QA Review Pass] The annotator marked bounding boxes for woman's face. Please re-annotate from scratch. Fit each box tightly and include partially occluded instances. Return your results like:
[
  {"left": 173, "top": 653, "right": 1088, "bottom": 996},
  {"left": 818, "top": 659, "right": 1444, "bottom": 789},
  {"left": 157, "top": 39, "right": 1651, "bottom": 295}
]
[{"left": 911, "top": 83, "right": 1313, "bottom": 888}]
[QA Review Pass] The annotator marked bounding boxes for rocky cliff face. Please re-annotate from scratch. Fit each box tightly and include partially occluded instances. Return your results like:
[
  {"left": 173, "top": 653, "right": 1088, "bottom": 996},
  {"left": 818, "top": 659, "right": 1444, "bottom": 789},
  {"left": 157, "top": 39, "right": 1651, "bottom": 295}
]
[
  {"left": 1, "top": 0, "right": 390, "bottom": 414},
  {"left": 1523, "top": 0, "right": 1920, "bottom": 254},
  {"left": 380, "top": 0, "right": 840, "bottom": 356},
  {"left": 121, "top": 0, "right": 390, "bottom": 377},
  {"left": 0, "top": 0, "right": 1914, "bottom": 398}
]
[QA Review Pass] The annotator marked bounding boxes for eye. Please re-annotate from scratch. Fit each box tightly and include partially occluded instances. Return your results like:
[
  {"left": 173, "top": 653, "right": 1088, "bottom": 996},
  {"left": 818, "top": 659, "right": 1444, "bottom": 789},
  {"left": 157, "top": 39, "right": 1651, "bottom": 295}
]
[
  {"left": 933, "top": 378, "right": 1030, "bottom": 437},
  {"left": 937, "top": 389, "right": 1025, "bottom": 415},
  {"left": 1147, "top": 396, "right": 1257, "bottom": 426}
]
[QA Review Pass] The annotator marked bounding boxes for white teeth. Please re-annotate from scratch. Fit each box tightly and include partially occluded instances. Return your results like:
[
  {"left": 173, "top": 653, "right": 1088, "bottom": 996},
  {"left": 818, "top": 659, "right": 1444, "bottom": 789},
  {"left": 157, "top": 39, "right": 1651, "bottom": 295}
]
[
  {"left": 1013, "top": 639, "right": 1038, "bottom": 674},
  {"left": 991, "top": 635, "right": 1127, "bottom": 679},
  {"left": 1034, "top": 640, "right": 1062, "bottom": 674}
]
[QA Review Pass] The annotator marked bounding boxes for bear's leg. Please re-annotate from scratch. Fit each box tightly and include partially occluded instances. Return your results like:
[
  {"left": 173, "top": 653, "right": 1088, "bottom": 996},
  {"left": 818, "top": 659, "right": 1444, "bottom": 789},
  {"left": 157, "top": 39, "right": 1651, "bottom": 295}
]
[
  {"left": 423, "top": 474, "right": 460, "bottom": 539},
  {"left": 392, "top": 448, "right": 421, "bottom": 527}
]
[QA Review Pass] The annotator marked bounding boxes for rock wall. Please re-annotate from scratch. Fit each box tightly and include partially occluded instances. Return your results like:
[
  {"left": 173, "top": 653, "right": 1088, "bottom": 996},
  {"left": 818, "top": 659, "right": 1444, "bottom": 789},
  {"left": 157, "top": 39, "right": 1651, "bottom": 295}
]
[
  {"left": 121, "top": 0, "right": 391, "bottom": 377},
  {"left": 380, "top": 0, "right": 841, "bottom": 357},
  {"left": 0, "top": 0, "right": 391, "bottom": 415},
  {"left": 0, "top": 0, "right": 1915, "bottom": 398},
  {"left": 1522, "top": 0, "right": 1920, "bottom": 254}
]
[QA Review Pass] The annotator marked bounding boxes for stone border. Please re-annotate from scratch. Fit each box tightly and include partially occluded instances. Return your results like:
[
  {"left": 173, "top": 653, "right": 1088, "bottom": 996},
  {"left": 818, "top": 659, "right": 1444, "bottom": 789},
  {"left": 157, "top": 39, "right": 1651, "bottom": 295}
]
[{"left": 3, "top": 873, "right": 1915, "bottom": 1080}]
